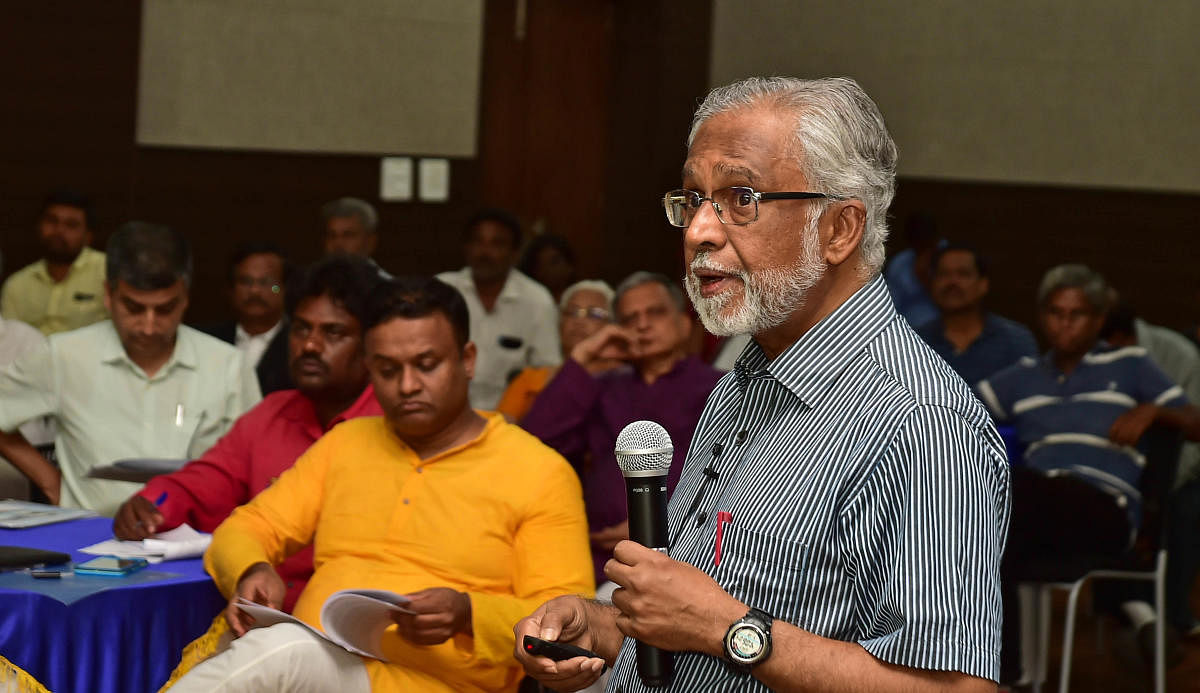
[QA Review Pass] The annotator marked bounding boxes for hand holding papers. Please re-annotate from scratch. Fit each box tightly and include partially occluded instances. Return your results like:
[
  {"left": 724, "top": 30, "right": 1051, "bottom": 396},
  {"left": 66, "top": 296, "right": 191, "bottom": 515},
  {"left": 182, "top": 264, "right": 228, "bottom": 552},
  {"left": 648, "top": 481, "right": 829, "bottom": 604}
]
[
  {"left": 79, "top": 524, "right": 212, "bottom": 563},
  {"left": 235, "top": 589, "right": 416, "bottom": 661}
]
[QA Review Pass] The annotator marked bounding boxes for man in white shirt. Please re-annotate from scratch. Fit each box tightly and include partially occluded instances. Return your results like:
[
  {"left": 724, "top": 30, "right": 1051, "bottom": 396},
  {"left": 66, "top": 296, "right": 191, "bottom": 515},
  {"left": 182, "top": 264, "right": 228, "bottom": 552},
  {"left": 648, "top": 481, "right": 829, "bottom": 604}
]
[
  {"left": 437, "top": 209, "right": 560, "bottom": 410},
  {"left": 200, "top": 241, "right": 292, "bottom": 395},
  {"left": 0, "top": 311, "right": 52, "bottom": 500},
  {"left": 0, "top": 222, "right": 261, "bottom": 514}
]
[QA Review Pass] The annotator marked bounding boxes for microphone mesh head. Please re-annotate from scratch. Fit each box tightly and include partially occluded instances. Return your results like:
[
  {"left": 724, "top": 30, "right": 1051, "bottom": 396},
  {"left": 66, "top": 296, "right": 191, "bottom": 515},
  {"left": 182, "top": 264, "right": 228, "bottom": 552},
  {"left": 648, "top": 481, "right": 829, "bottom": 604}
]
[{"left": 615, "top": 420, "right": 674, "bottom": 476}]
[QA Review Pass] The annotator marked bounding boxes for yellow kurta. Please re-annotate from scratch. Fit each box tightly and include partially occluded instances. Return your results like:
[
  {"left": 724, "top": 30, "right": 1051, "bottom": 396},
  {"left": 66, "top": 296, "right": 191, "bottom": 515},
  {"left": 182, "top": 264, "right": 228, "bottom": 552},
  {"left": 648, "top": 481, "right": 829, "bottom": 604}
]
[{"left": 205, "top": 412, "right": 594, "bottom": 692}]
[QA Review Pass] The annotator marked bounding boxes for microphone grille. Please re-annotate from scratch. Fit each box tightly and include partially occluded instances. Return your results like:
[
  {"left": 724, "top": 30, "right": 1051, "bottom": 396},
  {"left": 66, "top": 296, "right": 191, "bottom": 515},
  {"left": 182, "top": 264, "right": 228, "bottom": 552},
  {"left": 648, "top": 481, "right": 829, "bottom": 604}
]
[{"left": 615, "top": 420, "right": 674, "bottom": 476}]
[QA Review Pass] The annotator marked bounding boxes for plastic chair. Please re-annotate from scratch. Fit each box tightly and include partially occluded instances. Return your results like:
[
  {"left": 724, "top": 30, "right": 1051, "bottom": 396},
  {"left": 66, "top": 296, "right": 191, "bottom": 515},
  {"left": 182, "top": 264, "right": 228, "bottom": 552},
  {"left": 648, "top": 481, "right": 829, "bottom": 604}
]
[{"left": 1027, "top": 428, "right": 1182, "bottom": 693}]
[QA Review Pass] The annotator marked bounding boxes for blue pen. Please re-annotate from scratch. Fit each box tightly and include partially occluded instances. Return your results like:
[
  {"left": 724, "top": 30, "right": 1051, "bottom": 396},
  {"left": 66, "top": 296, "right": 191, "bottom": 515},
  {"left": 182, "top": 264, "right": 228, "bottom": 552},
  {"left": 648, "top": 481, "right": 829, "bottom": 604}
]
[{"left": 154, "top": 492, "right": 168, "bottom": 507}]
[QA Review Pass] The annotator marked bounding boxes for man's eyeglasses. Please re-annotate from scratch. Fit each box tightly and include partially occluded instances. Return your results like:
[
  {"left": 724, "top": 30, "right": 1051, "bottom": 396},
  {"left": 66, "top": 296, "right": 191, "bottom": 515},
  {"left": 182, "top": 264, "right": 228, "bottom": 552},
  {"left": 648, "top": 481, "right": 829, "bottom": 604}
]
[
  {"left": 234, "top": 276, "right": 282, "bottom": 294},
  {"left": 662, "top": 186, "right": 832, "bottom": 228},
  {"left": 561, "top": 306, "right": 611, "bottom": 322}
]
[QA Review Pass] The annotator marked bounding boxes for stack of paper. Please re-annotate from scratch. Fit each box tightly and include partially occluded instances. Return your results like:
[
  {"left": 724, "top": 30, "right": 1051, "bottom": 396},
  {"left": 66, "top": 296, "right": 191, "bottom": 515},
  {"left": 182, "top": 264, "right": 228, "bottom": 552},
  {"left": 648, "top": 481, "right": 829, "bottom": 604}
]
[
  {"left": 236, "top": 589, "right": 415, "bottom": 661},
  {"left": 0, "top": 500, "right": 97, "bottom": 529},
  {"left": 79, "top": 524, "right": 212, "bottom": 563}
]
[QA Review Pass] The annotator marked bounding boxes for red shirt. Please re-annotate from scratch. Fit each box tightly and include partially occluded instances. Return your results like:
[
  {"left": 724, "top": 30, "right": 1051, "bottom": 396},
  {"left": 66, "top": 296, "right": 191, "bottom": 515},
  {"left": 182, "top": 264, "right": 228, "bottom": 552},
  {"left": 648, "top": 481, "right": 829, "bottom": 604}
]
[{"left": 139, "top": 385, "right": 382, "bottom": 610}]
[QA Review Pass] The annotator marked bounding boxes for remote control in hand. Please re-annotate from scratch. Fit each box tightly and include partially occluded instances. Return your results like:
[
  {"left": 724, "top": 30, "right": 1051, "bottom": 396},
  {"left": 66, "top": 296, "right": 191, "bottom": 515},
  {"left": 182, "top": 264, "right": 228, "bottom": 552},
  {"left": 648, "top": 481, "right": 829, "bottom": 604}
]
[{"left": 522, "top": 635, "right": 607, "bottom": 671}]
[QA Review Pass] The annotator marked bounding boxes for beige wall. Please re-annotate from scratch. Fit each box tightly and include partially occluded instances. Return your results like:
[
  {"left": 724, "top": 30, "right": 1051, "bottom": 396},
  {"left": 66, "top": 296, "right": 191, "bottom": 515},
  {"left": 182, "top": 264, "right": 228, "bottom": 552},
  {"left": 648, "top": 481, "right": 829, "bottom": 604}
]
[
  {"left": 137, "top": 0, "right": 483, "bottom": 157},
  {"left": 711, "top": 0, "right": 1200, "bottom": 193}
]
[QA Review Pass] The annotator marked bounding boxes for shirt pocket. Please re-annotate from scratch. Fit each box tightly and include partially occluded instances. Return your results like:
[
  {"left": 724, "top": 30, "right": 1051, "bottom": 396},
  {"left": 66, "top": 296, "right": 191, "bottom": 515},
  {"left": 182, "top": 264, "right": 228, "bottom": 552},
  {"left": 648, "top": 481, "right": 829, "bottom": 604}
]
[{"left": 714, "top": 523, "right": 808, "bottom": 624}]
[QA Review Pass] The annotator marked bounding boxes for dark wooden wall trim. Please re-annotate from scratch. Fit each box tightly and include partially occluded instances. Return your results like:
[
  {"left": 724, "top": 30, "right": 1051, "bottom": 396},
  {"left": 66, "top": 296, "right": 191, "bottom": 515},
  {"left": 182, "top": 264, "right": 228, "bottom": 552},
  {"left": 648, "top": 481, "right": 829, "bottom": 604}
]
[{"left": 1, "top": 2, "right": 1195, "bottom": 337}]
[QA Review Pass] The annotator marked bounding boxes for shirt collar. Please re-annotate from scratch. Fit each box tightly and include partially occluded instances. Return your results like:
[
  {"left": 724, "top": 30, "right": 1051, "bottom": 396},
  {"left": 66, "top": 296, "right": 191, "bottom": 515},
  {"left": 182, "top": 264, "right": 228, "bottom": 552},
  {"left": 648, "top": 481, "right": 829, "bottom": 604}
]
[
  {"left": 235, "top": 319, "right": 284, "bottom": 347},
  {"left": 99, "top": 321, "right": 194, "bottom": 376},
  {"left": 733, "top": 275, "right": 897, "bottom": 407},
  {"left": 280, "top": 384, "right": 380, "bottom": 438},
  {"left": 30, "top": 247, "right": 101, "bottom": 283}
]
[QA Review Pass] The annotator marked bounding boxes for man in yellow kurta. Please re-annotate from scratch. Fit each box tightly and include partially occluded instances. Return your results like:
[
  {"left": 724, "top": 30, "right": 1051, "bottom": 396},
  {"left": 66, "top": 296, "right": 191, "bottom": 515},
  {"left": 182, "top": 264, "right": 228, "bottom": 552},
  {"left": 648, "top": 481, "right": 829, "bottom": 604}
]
[{"left": 170, "top": 276, "right": 594, "bottom": 693}]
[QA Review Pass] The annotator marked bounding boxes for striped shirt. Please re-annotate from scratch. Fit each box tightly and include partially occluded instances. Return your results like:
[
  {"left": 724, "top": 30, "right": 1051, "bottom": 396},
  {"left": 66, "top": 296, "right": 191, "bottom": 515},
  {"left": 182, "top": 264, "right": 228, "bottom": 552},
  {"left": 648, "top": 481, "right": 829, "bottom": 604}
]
[
  {"left": 977, "top": 344, "right": 1187, "bottom": 532},
  {"left": 606, "top": 275, "right": 1011, "bottom": 691}
]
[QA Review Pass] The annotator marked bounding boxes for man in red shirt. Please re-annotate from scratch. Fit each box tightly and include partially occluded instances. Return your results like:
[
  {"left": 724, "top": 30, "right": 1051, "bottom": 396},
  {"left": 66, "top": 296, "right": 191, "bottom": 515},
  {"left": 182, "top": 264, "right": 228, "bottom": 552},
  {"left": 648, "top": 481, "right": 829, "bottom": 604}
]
[{"left": 112, "top": 255, "right": 383, "bottom": 611}]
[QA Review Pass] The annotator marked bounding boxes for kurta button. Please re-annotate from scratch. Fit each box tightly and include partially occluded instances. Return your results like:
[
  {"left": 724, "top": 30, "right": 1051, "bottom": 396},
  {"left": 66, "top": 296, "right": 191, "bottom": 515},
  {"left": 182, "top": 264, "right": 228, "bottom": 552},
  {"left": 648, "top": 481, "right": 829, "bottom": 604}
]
[
  {"left": 416, "top": 467, "right": 423, "bottom": 473},
  {"left": 735, "top": 430, "right": 747, "bottom": 444},
  {"left": 402, "top": 498, "right": 410, "bottom": 505}
]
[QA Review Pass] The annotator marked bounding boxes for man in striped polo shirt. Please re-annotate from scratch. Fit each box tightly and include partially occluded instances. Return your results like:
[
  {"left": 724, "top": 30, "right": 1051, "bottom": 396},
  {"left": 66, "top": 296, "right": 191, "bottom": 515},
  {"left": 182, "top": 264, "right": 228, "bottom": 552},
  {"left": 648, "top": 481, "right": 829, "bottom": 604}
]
[
  {"left": 516, "top": 77, "right": 1011, "bottom": 692},
  {"left": 978, "top": 264, "right": 1200, "bottom": 679}
]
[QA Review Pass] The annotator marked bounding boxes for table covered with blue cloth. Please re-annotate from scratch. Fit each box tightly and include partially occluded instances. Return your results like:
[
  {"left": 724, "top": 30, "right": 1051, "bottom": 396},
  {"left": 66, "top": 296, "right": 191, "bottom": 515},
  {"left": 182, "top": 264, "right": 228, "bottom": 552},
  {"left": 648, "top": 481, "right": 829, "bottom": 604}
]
[{"left": 0, "top": 516, "right": 224, "bottom": 693}]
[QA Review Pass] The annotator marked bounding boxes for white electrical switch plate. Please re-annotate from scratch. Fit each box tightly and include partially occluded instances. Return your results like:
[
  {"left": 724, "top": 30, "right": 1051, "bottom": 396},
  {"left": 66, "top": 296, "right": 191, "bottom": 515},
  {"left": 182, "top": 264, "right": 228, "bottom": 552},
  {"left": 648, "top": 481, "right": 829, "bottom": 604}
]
[
  {"left": 380, "top": 157, "right": 413, "bottom": 201},
  {"left": 418, "top": 158, "right": 450, "bottom": 202}
]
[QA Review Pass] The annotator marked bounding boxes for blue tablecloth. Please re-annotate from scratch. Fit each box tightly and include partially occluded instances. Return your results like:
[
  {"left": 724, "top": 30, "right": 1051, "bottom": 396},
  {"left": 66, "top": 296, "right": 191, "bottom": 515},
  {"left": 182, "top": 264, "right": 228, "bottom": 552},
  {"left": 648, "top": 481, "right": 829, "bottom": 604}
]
[{"left": 0, "top": 517, "right": 225, "bottom": 693}]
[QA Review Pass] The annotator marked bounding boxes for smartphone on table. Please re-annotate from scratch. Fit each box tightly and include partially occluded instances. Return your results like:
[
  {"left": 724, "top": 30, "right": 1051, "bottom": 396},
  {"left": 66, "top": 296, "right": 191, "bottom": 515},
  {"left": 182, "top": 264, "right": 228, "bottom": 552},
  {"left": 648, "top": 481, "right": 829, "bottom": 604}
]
[{"left": 74, "top": 556, "right": 150, "bottom": 576}]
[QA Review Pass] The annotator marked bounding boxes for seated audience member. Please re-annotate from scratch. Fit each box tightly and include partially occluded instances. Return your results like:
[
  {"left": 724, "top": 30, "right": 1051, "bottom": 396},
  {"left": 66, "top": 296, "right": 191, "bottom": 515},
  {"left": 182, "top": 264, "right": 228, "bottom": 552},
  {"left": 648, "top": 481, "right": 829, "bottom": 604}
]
[
  {"left": 977, "top": 264, "right": 1200, "bottom": 681},
  {"left": 1101, "top": 298, "right": 1200, "bottom": 635},
  {"left": 167, "top": 276, "right": 592, "bottom": 693},
  {"left": 517, "top": 232, "right": 577, "bottom": 302},
  {"left": 915, "top": 243, "right": 1038, "bottom": 385},
  {"left": 1, "top": 188, "right": 108, "bottom": 334},
  {"left": 112, "top": 255, "right": 383, "bottom": 611},
  {"left": 883, "top": 211, "right": 941, "bottom": 328},
  {"left": 522, "top": 271, "right": 722, "bottom": 581},
  {"left": 199, "top": 241, "right": 293, "bottom": 395},
  {"left": 0, "top": 222, "right": 261, "bottom": 514},
  {"left": 496, "top": 279, "right": 616, "bottom": 422},
  {"left": 321, "top": 197, "right": 391, "bottom": 278},
  {"left": 0, "top": 305, "right": 51, "bottom": 500},
  {"left": 437, "top": 209, "right": 560, "bottom": 410}
]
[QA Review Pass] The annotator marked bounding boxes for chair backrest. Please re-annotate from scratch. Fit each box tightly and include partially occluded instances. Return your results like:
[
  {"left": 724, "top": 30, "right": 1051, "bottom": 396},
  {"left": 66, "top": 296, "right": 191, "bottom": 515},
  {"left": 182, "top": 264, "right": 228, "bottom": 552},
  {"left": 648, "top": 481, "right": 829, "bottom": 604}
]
[{"left": 1133, "top": 425, "right": 1184, "bottom": 557}]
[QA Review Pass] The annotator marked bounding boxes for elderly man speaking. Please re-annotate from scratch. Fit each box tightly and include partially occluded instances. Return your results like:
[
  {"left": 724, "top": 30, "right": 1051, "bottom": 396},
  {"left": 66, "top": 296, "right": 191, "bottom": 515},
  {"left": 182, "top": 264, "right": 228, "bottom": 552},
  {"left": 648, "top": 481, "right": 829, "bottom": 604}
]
[{"left": 515, "top": 77, "right": 1011, "bottom": 692}]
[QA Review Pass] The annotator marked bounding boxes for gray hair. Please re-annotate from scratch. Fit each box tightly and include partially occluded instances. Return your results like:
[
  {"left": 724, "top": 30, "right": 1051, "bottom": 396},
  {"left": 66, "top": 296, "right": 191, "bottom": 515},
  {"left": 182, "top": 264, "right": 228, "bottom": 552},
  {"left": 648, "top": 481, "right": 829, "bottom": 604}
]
[
  {"left": 614, "top": 271, "right": 686, "bottom": 314},
  {"left": 1037, "top": 264, "right": 1109, "bottom": 312},
  {"left": 106, "top": 221, "right": 193, "bottom": 290},
  {"left": 559, "top": 279, "right": 615, "bottom": 313},
  {"left": 321, "top": 197, "right": 378, "bottom": 233},
  {"left": 688, "top": 76, "right": 898, "bottom": 277}
]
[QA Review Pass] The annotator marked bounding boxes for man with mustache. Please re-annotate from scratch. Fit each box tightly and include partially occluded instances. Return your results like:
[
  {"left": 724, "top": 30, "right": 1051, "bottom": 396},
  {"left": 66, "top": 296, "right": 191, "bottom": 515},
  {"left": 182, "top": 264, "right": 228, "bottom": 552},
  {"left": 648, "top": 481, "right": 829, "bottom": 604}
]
[
  {"left": 915, "top": 243, "right": 1038, "bottom": 386},
  {"left": 523, "top": 271, "right": 722, "bottom": 584},
  {"left": 515, "top": 77, "right": 1010, "bottom": 692},
  {"left": 199, "top": 241, "right": 293, "bottom": 395},
  {"left": 1, "top": 188, "right": 109, "bottom": 335},
  {"left": 112, "top": 255, "right": 382, "bottom": 612},
  {"left": 0, "top": 222, "right": 261, "bottom": 513}
]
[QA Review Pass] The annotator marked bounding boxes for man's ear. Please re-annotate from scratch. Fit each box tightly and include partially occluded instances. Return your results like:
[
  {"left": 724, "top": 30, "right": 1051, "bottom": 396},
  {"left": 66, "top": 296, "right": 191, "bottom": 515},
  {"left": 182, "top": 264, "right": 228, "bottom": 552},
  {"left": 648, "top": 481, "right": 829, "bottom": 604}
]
[
  {"left": 461, "top": 340, "right": 477, "bottom": 380},
  {"left": 103, "top": 283, "right": 114, "bottom": 314},
  {"left": 823, "top": 200, "right": 867, "bottom": 267},
  {"left": 366, "top": 233, "right": 379, "bottom": 257}
]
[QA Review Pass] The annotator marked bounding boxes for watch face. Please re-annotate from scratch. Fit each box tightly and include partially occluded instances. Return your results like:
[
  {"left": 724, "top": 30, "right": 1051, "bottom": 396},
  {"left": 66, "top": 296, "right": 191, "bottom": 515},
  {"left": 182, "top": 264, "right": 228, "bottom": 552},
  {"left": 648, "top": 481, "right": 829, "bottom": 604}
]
[{"left": 728, "top": 625, "right": 765, "bottom": 661}]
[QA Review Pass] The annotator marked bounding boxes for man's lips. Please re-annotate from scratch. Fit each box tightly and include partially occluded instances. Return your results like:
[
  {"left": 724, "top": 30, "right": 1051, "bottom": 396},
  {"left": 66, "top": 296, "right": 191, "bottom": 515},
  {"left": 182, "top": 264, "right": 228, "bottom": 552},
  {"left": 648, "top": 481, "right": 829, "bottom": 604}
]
[
  {"left": 294, "top": 358, "right": 326, "bottom": 374},
  {"left": 691, "top": 268, "right": 740, "bottom": 297},
  {"left": 393, "top": 401, "right": 430, "bottom": 414}
]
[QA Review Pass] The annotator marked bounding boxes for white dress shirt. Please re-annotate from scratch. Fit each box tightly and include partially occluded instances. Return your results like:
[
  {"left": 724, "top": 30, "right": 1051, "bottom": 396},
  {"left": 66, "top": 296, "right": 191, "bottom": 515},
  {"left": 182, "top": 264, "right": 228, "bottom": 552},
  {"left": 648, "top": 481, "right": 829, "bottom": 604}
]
[
  {"left": 235, "top": 319, "right": 284, "bottom": 368},
  {"left": 436, "top": 268, "right": 561, "bottom": 410},
  {"left": 0, "top": 321, "right": 262, "bottom": 514}
]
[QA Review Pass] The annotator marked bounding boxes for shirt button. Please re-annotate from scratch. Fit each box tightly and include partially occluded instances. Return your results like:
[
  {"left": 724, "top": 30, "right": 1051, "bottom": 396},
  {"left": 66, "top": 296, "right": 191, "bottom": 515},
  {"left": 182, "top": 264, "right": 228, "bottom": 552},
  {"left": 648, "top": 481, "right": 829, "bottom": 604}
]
[
  {"left": 696, "top": 511, "right": 708, "bottom": 526},
  {"left": 735, "top": 430, "right": 748, "bottom": 445},
  {"left": 711, "top": 442, "right": 724, "bottom": 456}
]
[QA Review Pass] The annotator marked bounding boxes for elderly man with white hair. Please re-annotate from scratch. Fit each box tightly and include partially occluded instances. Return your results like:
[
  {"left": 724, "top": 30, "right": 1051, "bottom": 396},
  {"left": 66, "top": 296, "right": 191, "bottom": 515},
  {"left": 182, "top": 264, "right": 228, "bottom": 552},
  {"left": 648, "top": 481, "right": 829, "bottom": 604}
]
[{"left": 514, "top": 76, "right": 1011, "bottom": 693}]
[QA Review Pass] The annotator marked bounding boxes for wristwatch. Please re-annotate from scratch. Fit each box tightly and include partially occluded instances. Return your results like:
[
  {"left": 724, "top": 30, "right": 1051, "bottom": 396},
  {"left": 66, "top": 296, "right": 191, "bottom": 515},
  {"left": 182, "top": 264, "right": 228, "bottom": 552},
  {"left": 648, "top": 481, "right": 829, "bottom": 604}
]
[{"left": 723, "top": 607, "right": 773, "bottom": 673}]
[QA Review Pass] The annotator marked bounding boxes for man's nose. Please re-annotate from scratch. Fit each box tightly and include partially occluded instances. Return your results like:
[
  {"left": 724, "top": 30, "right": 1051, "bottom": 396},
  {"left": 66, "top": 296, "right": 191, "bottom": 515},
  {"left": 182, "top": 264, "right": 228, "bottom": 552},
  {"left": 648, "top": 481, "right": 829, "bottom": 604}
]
[{"left": 683, "top": 201, "right": 728, "bottom": 255}]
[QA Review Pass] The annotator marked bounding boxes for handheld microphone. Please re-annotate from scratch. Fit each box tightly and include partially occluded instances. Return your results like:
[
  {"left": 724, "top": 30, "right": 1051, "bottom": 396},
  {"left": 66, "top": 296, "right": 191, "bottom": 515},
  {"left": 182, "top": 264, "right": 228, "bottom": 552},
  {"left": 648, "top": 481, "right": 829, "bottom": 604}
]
[{"left": 614, "top": 420, "right": 675, "bottom": 688}]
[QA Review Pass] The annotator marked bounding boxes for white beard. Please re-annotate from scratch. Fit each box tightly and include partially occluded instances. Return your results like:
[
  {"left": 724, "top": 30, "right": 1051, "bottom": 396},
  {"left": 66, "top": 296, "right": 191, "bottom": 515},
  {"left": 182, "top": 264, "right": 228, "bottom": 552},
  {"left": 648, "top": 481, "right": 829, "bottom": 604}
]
[{"left": 684, "top": 217, "right": 825, "bottom": 337}]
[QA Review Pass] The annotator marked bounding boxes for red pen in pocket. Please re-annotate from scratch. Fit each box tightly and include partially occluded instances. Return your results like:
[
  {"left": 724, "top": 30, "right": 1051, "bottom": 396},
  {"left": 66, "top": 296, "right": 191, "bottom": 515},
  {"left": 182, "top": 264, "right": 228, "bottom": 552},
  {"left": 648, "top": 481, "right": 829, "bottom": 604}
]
[{"left": 714, "top": 511, "right": 733, "bottom": 566}]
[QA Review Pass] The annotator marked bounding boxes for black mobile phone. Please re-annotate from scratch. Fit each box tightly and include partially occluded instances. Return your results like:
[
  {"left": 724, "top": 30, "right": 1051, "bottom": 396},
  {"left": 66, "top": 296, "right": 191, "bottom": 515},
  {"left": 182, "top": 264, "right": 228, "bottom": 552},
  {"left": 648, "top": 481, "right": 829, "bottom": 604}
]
[{"left": 522, "top": 635, "right": 607, "bottom": 671}]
